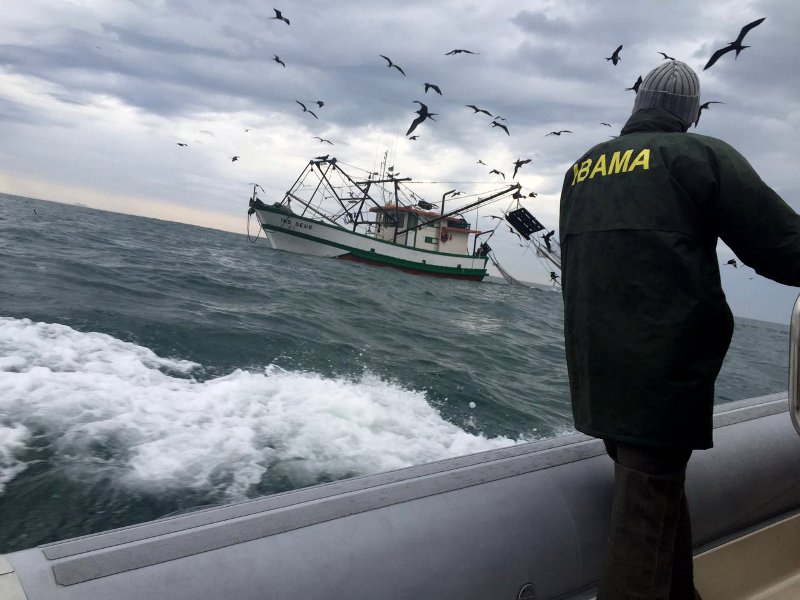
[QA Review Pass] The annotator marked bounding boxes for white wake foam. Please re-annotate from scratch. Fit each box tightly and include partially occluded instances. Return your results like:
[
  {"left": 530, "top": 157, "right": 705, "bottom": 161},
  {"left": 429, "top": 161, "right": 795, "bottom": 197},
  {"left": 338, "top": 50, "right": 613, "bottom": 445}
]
[
  {"left": 0, "top": 423, "right": 29, "bottom": 493},
  {"left": 0, "top": 317, "right": 519, "bottom": 498}
]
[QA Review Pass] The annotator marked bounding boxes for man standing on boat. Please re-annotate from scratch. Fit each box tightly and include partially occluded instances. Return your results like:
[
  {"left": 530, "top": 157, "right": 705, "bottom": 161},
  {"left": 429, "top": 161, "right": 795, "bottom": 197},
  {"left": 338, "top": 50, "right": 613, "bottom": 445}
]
[{"left": 559, "top": 60, "right": 800, "bottom": 599}]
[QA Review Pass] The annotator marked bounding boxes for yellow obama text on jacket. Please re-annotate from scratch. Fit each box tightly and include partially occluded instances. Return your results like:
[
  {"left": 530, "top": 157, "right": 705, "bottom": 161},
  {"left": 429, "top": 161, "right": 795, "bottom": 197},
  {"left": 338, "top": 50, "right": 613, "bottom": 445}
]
[{"left": 571, "top": 148, "right": 650, "bottom": 185}]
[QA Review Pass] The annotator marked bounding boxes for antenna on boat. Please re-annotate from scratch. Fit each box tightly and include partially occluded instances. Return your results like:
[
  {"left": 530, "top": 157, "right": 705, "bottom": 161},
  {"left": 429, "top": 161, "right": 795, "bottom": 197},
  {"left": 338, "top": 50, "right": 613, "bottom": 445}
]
[
  {"left": 249, "top": 183, "right": 264, "bottom": 200},
  {"left": 441, "top": 189, "right": 459, "bottom": 216},
  {"left": 246, "top": 183, "right": 268, "bottom": 243}
]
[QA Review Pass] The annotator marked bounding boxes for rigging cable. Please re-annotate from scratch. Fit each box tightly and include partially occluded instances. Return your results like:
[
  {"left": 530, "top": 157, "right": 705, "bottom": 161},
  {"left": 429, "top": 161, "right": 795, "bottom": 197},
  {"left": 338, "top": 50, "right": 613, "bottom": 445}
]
[
  {"left": 247, "top": 184, "right": 265, "bottom": 243},
  {"left": 483, "top": 197, "right": 562, "bottom": 286},
  {"left": 247, "top": 205, "right": 263, "bottom": 243}
]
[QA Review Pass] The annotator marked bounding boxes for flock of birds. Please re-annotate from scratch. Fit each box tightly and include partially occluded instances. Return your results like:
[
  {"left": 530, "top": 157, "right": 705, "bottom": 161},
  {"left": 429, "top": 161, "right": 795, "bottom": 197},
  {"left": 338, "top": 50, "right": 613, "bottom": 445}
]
[
  {"left": 605, "top": 17, "right": 764, "bottom": 71},
  {"left": 171, "top": 9, "right": 766, "bottom": 263},
  {"left": 373, "top": 50, "right": 534, "bottom": 184},
  {"left": 403, "top": 16, "right": 762, "bottom": 186},
  {"left": 607, "top": 17, "right": 765, "bottom": 128},
  {"left": 173, "top": 7, "right": 551, "bottom": 183}
]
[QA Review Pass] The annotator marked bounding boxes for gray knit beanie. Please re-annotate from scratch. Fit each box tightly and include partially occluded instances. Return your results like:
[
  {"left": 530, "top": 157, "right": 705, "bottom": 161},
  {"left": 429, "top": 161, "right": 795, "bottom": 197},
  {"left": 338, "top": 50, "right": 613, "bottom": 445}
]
[{"left": 632, "top": 60, "right": 700, "bottom": 128}]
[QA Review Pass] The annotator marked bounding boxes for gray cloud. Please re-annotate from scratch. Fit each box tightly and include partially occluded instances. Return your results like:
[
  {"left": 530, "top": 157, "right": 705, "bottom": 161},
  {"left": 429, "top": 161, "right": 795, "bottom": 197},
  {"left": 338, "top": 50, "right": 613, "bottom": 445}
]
[{"left": 0, "top": 0, "right": 797, "bottom": 312}]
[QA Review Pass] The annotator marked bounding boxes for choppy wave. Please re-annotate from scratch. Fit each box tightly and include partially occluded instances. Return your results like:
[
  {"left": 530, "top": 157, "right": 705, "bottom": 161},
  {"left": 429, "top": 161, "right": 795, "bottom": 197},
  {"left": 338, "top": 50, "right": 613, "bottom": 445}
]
[{"left": 0, "top": 317, "right": 519, "bottom": 497}]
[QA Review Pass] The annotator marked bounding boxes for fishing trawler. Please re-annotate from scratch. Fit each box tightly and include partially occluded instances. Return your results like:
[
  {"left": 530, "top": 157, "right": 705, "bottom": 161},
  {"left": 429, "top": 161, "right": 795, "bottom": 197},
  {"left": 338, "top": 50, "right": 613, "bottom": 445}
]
[{"left": 247, "top": 156, "right": 560, "bottom": 282}]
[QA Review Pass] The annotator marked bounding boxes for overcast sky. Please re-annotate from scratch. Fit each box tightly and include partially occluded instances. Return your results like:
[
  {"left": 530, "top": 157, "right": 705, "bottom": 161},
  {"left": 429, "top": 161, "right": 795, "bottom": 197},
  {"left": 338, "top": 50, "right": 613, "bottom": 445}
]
[{"left": 1, "top": 0, "right": 799, "bottom": 323}]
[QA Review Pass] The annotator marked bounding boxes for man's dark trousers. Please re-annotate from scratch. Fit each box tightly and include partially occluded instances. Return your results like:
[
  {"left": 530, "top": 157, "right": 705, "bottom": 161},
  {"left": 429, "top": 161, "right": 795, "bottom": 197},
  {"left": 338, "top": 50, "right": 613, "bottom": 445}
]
[{"left": 597, "top": 440, "right": 699, "bottom": 600}]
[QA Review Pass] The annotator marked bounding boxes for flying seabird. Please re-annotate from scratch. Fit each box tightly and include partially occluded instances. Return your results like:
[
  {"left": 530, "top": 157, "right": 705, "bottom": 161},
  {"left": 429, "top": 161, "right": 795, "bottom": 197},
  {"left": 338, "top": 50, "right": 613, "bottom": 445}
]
[
  {"left": 406, "top": 101, "right": 436, "bottom": 136},
  {"left": 408, "top": 135, "right": 419, "bottom": 140},
  {"left": 605, "top": 45, "right": 623, "bottom": 65},
  {"left": 543, "top": 230, "right": 556, "bottom": 251},
  {"left": 600, "top": 122, "right": 611, "bottom": 127},
  {"left": 506, "top": 225, "right": 522, "bottom": 240},
  {"left": 313, "top": 136, "right": 333, "bottom": 144},
  {"left": 296, "top": 100, "right": 318, "bottom": 119},
  {"left": 477, "top": 159, "right": 486, "bottom": 165},
  {"left": 231, "top": 156, "right": 240, "bottom": 162},
  {"left": 545, "top": 130, "right": 572, "bottom": 136},
  {"left": 273, "top": 55, "right": 286, "bottom": 67},
  {"left": 465, "top": 104, "right": 492, "bottom": 116},
  {"left": 314, "top": 100, "right": 324, "bottom": 108},
  {"left": 271, "top": 9, "right": 290, "bottom": 25},
  {"left": 694, "top": 101, "right": 725, "bottom": 127},
  {"left": 424, "top": 82, "right": 442, "bottom": 95},
  {"left": 726, "top": 258, "right": 738, "bottom": 268},
  {"left": 626, "top": 75, "right": 643, "bottom": 92},
  {"left": 315, "top": 154, "right": 329, "bottom": 160},
  {"left": 658, "top": 51, "right": 676, "bottom": 60},
  {"left": 176, "top": 142, "right": 188, "bottom": 146},
  {"left": 512, "top": 158, "right": 532, "bottom": 179},
  {"left": 491, "top": 121, "right": 509, "bottom": 135},
  {"left": 445, "top": 49, "right": 478, "bottom": 55},
  {"left": 703, "top": 17, "right": 765, "bottom": 70},
  {"left": 489, "top": 169, "right": 506, "bottom": 180},
  {"left": 379, "top": 54, "right": 406, "bottom": 76}
]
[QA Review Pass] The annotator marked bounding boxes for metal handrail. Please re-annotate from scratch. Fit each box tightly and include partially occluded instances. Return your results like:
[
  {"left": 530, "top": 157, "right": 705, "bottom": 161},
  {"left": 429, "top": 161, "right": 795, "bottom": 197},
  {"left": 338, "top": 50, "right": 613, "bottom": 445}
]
[{"left": 790, "top": 293, "right": 800, "bottom": 436}]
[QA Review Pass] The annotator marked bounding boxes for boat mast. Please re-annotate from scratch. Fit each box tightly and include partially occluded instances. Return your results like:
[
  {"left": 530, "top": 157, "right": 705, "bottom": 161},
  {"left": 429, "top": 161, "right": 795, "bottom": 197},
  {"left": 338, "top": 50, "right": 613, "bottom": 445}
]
[
  {"left": 313, "top": 160, "right": 357, "bottom": 220},
  {"left": 319, "top": 160, "right": 411, "bottom": 231},
  {"left": 280, "top": 161, "right": 343, "bottom": 228},
  {"left": 393, "top": 177, "right": 401, "bottom": 242},
  {"left": 298, "top": 162, "right": 330, "bottom": 219}
]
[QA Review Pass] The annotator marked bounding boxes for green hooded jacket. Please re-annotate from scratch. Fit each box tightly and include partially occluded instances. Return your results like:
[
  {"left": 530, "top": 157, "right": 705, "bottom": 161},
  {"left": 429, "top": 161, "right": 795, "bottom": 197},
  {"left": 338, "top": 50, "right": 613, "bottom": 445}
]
[{"left": 559, "top": 108, "right": 800, "bottom": 449}]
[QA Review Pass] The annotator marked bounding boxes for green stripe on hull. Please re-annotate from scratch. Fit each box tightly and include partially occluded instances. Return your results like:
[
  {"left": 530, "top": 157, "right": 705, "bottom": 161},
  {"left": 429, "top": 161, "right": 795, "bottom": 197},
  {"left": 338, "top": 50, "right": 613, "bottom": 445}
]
[{"left": 347, "top": 248, "right": 486, "bottom": 278}]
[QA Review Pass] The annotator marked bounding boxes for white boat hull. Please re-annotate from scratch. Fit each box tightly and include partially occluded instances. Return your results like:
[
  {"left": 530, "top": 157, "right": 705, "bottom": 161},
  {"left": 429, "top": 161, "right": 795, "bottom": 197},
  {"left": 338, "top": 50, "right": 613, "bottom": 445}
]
[
  {"left": 264, "top": 229, "right": 346, "bottom": 258},
  {"left": 255, "top": 205, "right": 489, "bottom": 279}
]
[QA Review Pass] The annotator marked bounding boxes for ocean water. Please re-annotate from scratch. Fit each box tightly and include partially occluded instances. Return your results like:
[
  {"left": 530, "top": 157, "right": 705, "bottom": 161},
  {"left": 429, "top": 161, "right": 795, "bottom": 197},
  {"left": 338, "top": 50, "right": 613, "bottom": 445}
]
[{"left": 0, "top": 193, "right": 790, "bottom": 553}]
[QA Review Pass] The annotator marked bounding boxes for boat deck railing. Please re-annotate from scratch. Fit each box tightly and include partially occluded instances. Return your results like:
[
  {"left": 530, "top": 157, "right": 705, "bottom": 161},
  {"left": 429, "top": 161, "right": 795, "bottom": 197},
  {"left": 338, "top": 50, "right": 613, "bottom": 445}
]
[{"left": 790, "top": 293, "right": 800, "bottom": 436}]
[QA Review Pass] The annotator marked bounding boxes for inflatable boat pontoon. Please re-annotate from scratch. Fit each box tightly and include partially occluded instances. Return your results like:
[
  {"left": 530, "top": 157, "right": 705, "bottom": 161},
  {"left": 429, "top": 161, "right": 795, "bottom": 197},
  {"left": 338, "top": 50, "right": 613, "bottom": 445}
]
[{"left": 2, "top": 296, "right": 800, "bottom": 600}]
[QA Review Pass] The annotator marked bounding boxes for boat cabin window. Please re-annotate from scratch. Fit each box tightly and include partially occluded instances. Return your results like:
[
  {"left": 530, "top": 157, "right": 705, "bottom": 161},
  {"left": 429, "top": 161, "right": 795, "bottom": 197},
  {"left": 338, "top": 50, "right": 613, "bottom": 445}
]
[
  {"left": 382, "top": 213, "right": 405, "bottom": 228},
  {"left": 446, "top": 217, "right": 470, "bottom": 230}
]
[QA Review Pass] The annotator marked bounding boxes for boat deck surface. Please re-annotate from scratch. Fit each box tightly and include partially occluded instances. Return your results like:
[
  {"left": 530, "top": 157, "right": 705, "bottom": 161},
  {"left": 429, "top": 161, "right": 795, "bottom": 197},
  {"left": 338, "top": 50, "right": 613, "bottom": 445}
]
[
  {"left": 581, "top": 511, "right": 800, "bottom": 600},
  {"left": 694, "top": 511, "right": 800, "bottom": 600}
]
